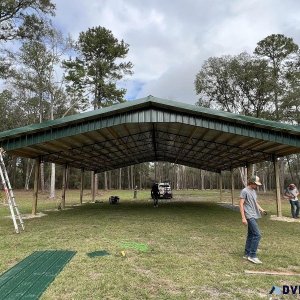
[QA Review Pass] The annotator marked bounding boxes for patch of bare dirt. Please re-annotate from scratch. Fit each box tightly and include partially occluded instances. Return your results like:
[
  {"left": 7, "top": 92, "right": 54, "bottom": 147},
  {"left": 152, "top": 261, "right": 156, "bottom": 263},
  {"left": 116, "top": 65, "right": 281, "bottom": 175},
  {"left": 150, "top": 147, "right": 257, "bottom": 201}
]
[
  {"left": 270, "top": 215, "right": 300, "bottom": 223},
  {"left": 5, "top": 212, "right": 47, "bottom": 219}
]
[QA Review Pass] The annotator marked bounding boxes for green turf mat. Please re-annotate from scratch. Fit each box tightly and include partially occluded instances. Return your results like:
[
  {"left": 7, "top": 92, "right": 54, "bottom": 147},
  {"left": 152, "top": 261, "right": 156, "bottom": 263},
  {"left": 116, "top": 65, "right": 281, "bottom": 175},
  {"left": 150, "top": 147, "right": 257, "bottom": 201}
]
[
  {"left": 121, "top": 242, "right": 149, "bottom": 252},
  {"left": 0, "top": 250, "right": 76, "bottom": 300},
  {"left": 87, "top": 250, "right": 110, "bottom": 258}
]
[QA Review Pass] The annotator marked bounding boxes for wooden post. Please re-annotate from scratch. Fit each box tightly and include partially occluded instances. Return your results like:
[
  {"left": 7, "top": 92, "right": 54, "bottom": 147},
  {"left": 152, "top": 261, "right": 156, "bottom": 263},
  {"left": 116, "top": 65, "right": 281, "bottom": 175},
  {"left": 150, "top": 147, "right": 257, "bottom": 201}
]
[
  {"left": 61, "top": 164, "right": 67, "bottom": 209},
  {"left": 80, "top": 168, "right": 84, "bottom": 205},
  {"left": 246, "top": 163, "right": 252, "bottom": 179},
  {"left": 273, "top": 156, "right": 282, "bottom": 217},
  {"left": 231, "top": 169, "right": 234, "bottom": 205},
  {"left": 32, "top": 158, "right": 40, "bottom": 215},
  {"left": 219, "top": 171, "right": 223, "bottom": 202}
]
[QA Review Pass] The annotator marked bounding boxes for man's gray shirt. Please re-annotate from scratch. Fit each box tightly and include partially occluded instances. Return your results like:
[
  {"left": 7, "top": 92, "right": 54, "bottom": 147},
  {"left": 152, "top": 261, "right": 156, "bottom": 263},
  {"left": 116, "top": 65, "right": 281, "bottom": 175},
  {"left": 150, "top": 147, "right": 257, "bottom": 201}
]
[
  {"left": 240, "top": 187, "right": 261, "bottom": 219},
  {"left": 285, "top": 187, "right": 299, "bottom": 201}
]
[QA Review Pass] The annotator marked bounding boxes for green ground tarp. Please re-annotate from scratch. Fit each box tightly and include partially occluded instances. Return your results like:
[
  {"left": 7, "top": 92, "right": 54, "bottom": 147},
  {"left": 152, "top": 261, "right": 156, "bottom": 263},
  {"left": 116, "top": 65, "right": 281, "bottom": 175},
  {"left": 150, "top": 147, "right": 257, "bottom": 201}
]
[{"left": 0, "top": 250, "right": 76, "bottom": 299}]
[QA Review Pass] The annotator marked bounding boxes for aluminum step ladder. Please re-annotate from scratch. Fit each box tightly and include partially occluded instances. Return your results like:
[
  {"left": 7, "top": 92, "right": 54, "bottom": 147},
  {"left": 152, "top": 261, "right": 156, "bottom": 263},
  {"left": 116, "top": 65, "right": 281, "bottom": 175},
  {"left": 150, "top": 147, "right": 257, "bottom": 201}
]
[{"left": 0, "top": 148, "right": 24, "bottom": 233}]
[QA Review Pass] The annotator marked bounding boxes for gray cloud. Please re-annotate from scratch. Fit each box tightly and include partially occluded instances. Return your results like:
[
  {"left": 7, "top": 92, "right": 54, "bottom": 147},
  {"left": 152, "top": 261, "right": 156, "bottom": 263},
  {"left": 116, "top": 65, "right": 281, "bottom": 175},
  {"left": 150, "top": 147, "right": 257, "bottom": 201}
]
[{"left": 53, "top": 0, "right": 300, "bottom": 104}]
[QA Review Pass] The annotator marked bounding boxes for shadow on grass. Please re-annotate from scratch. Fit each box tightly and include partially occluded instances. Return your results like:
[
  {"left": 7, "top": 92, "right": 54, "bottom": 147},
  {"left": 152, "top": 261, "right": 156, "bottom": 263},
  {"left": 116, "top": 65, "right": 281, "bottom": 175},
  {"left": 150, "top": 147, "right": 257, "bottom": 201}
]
[{"left": 42, "top": 200, "right": 237, "bottom": 223}]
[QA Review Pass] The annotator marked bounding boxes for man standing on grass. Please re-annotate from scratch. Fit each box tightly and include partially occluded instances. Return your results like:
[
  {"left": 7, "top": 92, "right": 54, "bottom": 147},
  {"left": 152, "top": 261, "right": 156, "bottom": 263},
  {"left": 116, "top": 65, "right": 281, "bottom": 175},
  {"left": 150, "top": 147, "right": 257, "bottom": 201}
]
[
  {"left": 284, "top": 183, "right": 299, "bottom": 218},
  {"left": 239, "top": 176, "right": 266, "bottom": 264},
  {"left": 151, "top": 182, "right": 159, "bottom": 208}
]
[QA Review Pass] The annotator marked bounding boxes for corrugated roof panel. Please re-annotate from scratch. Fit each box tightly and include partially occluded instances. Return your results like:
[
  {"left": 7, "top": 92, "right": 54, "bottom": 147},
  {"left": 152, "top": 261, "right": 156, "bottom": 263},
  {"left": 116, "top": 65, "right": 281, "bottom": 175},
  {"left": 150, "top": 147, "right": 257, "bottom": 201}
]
[{"left": 0, "top": 96, "right": 299, "bottom": 173}]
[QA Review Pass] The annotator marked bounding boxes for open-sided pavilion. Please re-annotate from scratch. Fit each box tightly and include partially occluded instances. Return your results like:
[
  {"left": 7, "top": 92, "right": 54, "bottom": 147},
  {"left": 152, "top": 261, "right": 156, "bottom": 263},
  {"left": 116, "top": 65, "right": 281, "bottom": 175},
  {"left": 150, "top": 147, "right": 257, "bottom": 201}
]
[{"left": 0, "top": 95, "right": 299, "bottom": 216}]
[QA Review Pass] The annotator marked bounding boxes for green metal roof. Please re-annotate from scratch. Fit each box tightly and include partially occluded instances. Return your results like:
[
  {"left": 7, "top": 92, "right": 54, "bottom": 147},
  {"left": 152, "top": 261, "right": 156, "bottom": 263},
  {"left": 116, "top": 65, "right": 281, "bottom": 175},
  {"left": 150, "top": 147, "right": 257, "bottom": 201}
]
[
  {"left": 0, "top": 95, "right": 299, "bottom": 173},
  {"left": 0, "top": 95, "right": 299, "bottom": 140}
]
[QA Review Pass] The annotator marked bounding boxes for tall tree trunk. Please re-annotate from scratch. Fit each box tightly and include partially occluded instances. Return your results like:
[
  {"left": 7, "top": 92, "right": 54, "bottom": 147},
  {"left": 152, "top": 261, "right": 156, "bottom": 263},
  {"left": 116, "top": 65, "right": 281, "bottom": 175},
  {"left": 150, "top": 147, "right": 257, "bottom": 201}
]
[
  {"left": 139, "top": 168, "right": 142, "bottom": 189},
  {"left": 11, "top": 157, "right": 16, "bottom": 188},
  {"left": 91, "top": 171, "right": 94, "bottom": 195},
  {"left": 279, "top": 158, "right": 285, "bottom": 193},
  {"left": 239, "top": 167, "right": 247, "bottom": 187},
  {"left": 119, "top": 168, "right": 122, "bottom": 189},
  {"left": 40, "top": 163, "right": 45, "bottom": 192},
  {"left": 176, "top": 164, "right": 180, "bottom": 190},
  {"left": 49, "top": 163, "right": 55, "bottom": 199},
  {"left": 104, "top": 171, "right": 108, "bottom": 190},
  {"left": 296, "top": 154, "right": 300, "bottom": 186},
  {"left": 127, "top": 167, "right": 130, "bottom": 189},
  {"left": 108, "top": 171, "right": 111, "bottom": 190},
  {"left": 172, "top": 164, "right": 175, "bottom": 189},
  {"left": 183, "top": 166, "right": 187, "bottom": 189},
  {"left": 200, "top": 169, "right": 204, "bottom": 190},
  {"left": 24, "top": 158, "right": 30, "bottom": 190},
  {"left": 262, "top": 172, "right": 266, "bottom": 193},
  {"left": 131, "top": 165, "right": 134, "bottom": 190},
  {"left": 24, "top": 158, "right": 34, "bottom": 190},
  {"left": 287, "top": 155, "right": 294, "bottom": 182},
  {"left": 49, "top": 95, "right": 55, "bottom": 198},
  {"left": 39, "top": 92, "right": 45, "bottom": 193},
  {"left": 95, "top": 173, "right": 98, "bottom": 194}
]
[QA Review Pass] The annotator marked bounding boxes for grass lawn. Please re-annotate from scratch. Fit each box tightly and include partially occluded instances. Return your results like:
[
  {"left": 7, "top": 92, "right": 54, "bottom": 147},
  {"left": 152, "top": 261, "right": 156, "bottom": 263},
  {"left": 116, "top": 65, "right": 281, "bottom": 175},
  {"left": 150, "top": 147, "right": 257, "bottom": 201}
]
[{"left": 0, "top": 188, "right": 299, "bottom": 299}]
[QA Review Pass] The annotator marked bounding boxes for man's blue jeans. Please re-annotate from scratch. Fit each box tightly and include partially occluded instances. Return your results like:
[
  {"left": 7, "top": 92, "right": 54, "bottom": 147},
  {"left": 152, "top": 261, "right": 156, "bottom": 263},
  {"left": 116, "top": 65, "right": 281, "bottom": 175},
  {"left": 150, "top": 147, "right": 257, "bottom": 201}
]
[
  {"left": 289, "top": 200, "right": 299, "bottom": 218},
  {"left": 245, "top": 218, "right": 261, "bottom": 258}
]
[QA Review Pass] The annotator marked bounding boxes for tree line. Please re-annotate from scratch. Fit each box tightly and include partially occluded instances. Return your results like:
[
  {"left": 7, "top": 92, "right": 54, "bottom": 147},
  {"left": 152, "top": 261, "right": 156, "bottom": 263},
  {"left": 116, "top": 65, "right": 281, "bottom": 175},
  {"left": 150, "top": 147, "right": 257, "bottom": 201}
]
[
  {"left": 195, "top": 33, "right": 300, "bottom": 191},
  {"left": 0, "top": 1, "right": 299, "bottom": 196},
  {"left": 195, "top": 34, "right": 300, "bottom": 123}
]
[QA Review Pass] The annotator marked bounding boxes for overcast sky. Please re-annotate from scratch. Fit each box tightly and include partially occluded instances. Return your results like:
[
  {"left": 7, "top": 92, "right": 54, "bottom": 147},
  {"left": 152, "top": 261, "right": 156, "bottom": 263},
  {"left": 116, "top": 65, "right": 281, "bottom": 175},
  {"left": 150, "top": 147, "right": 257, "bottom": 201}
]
[{"left": 52, "top": 0, "right": 300, "bottom": 104}]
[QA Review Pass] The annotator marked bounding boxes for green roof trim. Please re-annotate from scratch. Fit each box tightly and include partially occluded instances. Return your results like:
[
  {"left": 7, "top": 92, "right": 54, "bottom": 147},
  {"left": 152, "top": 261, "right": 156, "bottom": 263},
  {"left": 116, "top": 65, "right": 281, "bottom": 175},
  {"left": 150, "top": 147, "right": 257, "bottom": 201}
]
[{"left": 0, "top": 95, "right": 299, "bottom": 141}]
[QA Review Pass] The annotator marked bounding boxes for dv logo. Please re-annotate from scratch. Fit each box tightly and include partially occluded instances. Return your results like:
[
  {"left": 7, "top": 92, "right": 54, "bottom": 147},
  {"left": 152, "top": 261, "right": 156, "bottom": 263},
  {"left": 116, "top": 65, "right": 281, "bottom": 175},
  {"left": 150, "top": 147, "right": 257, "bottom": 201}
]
[
  {"left": 282, "top": 285, "right": 300, "bottom": 294},
  {"left": 269, "top": 285, "right": 300, "bottom": 296}
]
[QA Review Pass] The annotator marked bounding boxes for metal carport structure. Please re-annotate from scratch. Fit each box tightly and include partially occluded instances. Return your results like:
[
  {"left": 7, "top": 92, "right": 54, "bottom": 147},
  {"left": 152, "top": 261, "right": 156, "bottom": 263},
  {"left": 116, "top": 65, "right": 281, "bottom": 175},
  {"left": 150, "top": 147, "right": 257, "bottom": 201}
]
[{"left": 0, "top": 95, "right": 299, "bottom": 216}]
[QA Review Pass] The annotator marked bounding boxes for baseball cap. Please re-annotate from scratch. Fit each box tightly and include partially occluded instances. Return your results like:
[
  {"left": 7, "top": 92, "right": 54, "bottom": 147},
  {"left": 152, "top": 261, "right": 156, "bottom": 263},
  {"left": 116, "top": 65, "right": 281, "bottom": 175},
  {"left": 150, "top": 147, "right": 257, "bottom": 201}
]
[{"left": 249, "top": 175, "right": 262, "bottom": 186}]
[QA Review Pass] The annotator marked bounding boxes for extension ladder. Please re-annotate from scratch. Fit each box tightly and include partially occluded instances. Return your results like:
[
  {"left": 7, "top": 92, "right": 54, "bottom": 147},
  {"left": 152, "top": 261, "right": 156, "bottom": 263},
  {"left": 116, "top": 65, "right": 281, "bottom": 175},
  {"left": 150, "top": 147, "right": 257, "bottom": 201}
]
[{"left": 0, "top": 148, "right": 24, "bottom": 233}]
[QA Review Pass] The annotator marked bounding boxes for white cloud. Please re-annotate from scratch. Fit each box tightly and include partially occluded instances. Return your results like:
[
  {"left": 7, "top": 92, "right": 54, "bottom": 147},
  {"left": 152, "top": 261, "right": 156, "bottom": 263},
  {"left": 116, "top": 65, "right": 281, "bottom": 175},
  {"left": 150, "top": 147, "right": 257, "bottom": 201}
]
[{"left": 52, "top": 0, "right": 300, "bottom": 104}]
